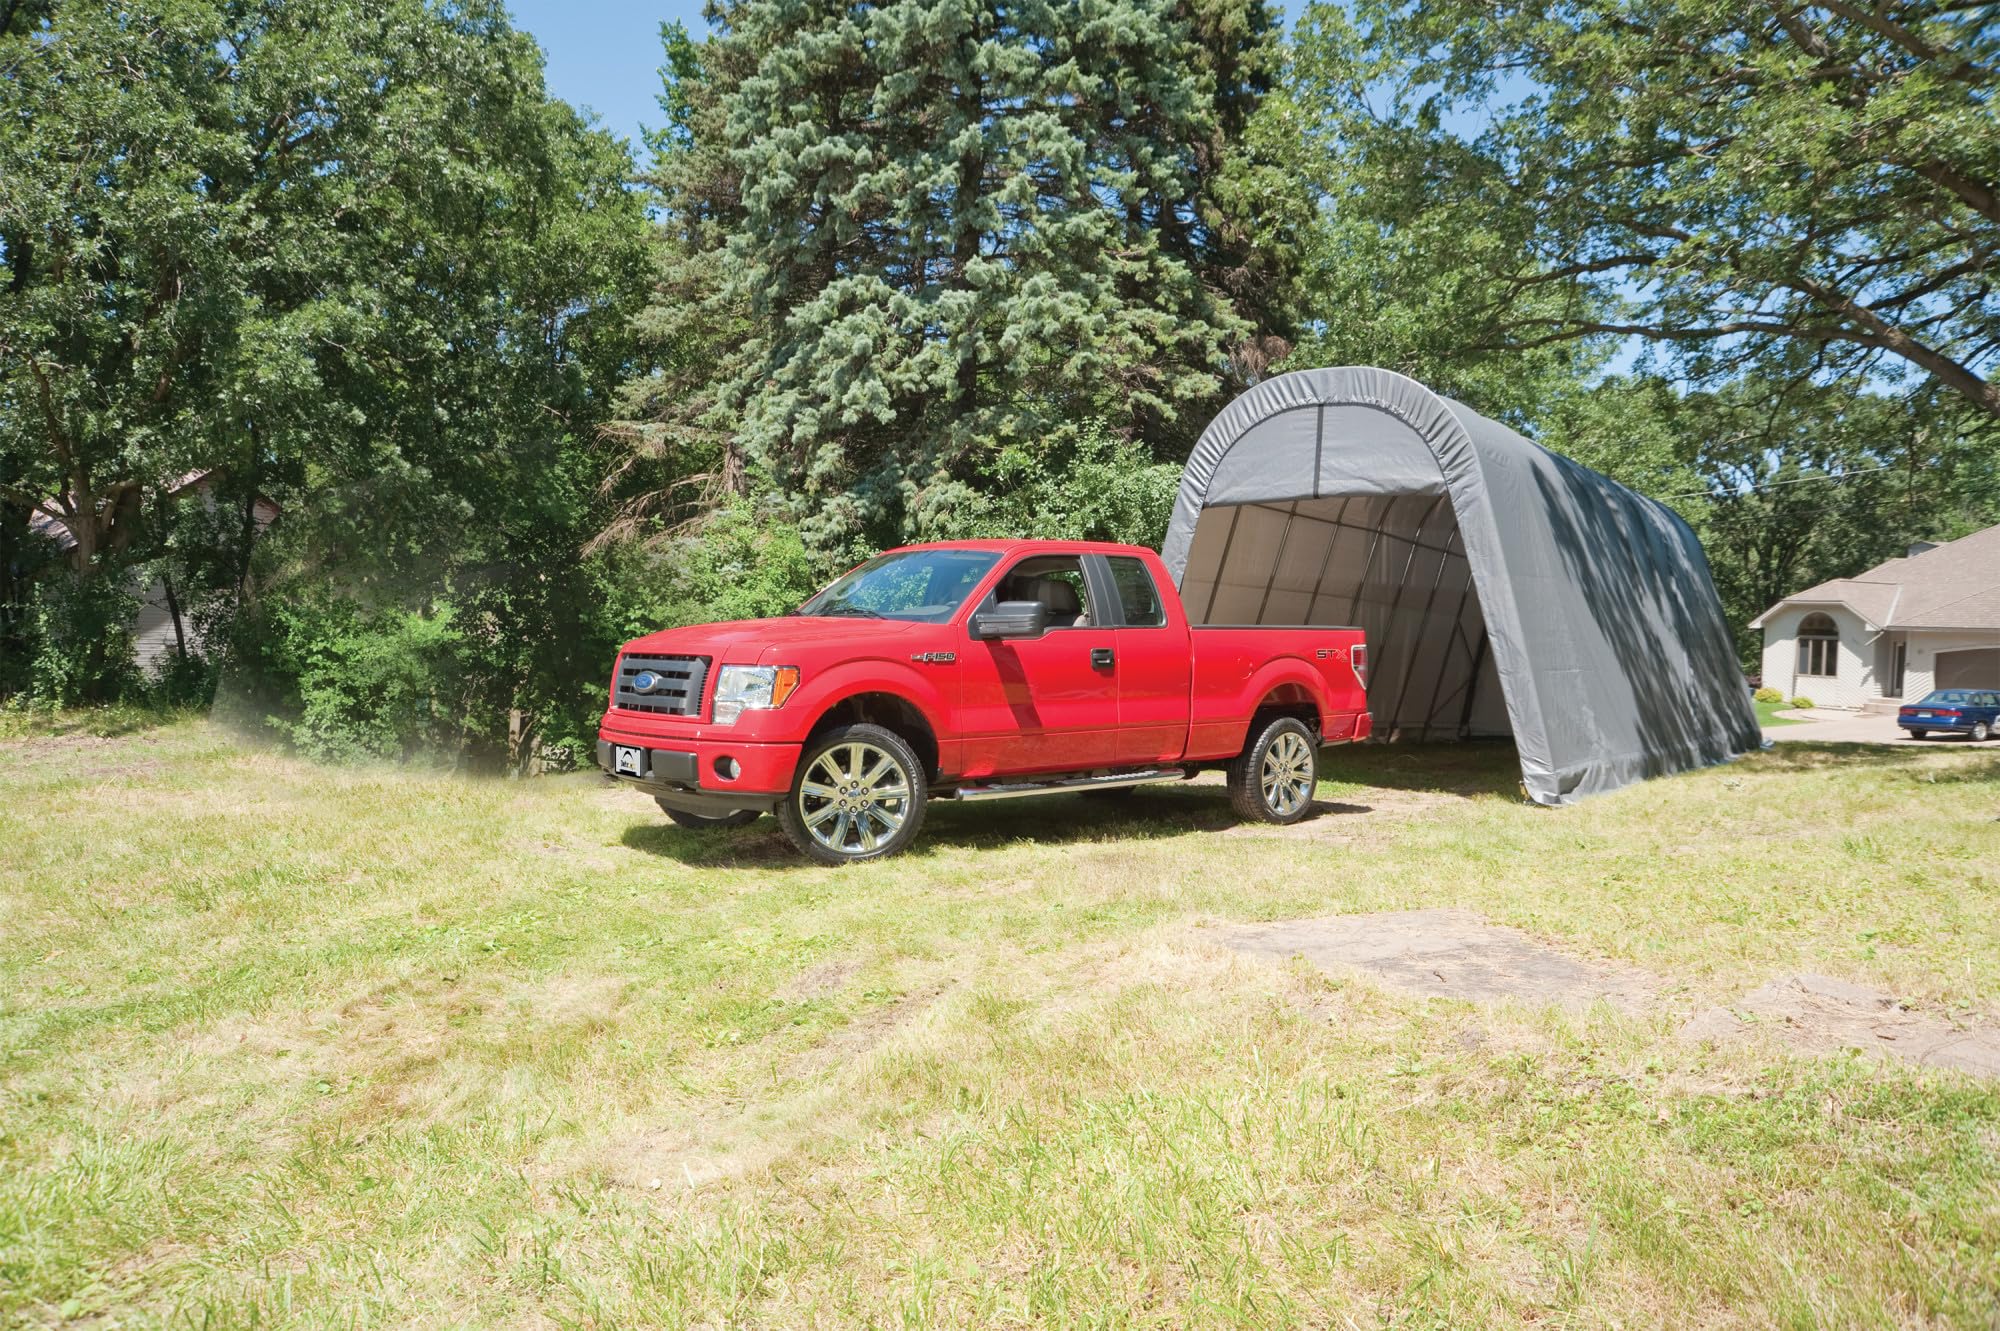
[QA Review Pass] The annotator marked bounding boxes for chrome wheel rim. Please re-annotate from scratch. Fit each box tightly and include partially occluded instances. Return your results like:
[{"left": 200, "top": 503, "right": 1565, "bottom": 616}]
[
  {"left": 797, "top": 741, "right": 911, "bottom": 855},
  {"left": 1260, "top": 731, "right": 1316, "bottom": 816}
]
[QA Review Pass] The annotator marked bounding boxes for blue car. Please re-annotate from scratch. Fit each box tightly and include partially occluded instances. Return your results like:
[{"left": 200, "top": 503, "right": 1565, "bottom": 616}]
[{"left": 1898, "top": 689, "right": 2000, "bottom": 741}]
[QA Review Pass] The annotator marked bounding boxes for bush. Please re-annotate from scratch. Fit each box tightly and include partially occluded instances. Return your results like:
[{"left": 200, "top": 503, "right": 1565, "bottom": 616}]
[
  {"left": 1789, "top": 695, "right": 1814, "bottom": 710},
  {"left": 593, "top": 500, "right": 822, "bottom": 645},
  {"left": 146, "top": 643, "right": 219, "bottom": 708},
  {"left": 25, "top": 570, "right": 137, "bottom": 706},
  {"left": 922, "top": 422, "right": 1181, "bottom": 548},
  {"left": 245, "top": 593, "right": 469, "bottom": 764},
  {"left": 1753, "top": 686, "right": 1783, "bottom": 705}
]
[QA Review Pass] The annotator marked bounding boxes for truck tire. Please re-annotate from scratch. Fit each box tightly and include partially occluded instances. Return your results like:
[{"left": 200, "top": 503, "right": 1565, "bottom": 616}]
[
  {"left": 778, "top": 722, "right": 928, "bottom": 865},
  {"left": 656, "top": 801, "right": 762, "bottom": 830},
  {"left": 1227, "top": 715, "right": 1319, "bottom": 824}
]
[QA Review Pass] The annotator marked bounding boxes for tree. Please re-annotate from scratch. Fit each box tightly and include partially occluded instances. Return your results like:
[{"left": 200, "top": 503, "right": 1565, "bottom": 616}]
[
  {"left": 598, "top": 21, "right": 760, "bottom": 549},
  {"left": 1528, "top": 367, "right": 1999, "bottom": 661},
  {"left": 1668, "top": 377, "right": 1996, "bottom": 658},
  {"left": 0, "top": 0, "right": 647, "bottom": 730},
  {"left": 1261, "top": 9, "right": 1612, "bottom": 430},
  {"left": 1299, "top": 0, "right": 2000, "bottom": 416},
  {"left": 639, "top": 0, "right": 1293, "bottom": 553}
]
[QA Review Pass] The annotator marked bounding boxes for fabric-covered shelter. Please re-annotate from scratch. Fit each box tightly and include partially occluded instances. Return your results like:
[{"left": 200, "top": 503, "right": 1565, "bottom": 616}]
[{"left": 1161, "top": 366, "right": 1760, "bottom": 805}]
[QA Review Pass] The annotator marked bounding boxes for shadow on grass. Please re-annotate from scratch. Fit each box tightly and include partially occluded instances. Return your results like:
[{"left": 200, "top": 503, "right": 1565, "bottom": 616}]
[
  {"left": 617, "top": 782, "right": 1387, "bottom": 868},
  {"left": 1744, "top": 735, "right": 1992, "bottom": 767},
  {"left": 1316, "top": 738, "right": 1525, "bottom": 799},
  {"left": 0, "top": 702, "right": 199, "bottom": 743},
  {"left": 1743, "top": 741, "right": 2000, "bottom": 781}
]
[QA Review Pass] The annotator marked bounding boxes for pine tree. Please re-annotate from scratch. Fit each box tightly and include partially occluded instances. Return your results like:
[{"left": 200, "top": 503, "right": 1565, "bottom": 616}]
[{"left": 684, "top": 0, "right": 1287, "bottom": 551}]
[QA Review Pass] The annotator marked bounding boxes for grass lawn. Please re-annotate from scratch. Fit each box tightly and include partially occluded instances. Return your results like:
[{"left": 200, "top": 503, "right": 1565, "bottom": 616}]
[
  {"left": 2, "top": 714, "right": 1997, "bottom": 1328},
  {"left": 1755, "top": 698, "right": 1803, "bottom": 728}
]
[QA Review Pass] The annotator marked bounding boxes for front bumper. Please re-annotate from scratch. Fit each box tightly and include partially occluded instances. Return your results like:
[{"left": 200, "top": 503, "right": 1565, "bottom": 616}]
[{"left": 595, "top": 730, "right": 802, "bottom": 814}]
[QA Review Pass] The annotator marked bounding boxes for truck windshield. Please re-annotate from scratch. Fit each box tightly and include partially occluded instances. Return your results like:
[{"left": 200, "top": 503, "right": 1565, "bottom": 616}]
[{"left": 795, "top": 549, "right": 1001, "bottom": 623}]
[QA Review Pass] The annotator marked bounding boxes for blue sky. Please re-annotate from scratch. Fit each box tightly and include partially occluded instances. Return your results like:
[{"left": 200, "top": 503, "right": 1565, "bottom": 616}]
[{"left": 508, "top": 1, "right": 710, "bottom": 154}]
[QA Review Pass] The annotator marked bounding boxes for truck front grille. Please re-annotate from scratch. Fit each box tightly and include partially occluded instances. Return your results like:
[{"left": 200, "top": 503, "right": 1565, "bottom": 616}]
[{"left": 615, "top": 654, "right": 709, "bottom": 717}]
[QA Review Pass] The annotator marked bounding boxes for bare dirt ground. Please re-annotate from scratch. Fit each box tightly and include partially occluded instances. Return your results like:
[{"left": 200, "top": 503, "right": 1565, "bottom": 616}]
[
  {"left": 1217, "top": 909, "right": 1657, "bottom": 1013},
  {"left": 1684, "top": 974, "right": 2000, "bottom": 1078},
  {"left": 1224, "top": 911, "right": 2000, "bottom": 1079}
]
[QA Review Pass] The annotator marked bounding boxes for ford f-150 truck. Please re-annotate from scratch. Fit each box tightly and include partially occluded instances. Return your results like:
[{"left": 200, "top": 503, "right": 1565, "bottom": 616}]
[{"left": 597, "top": 540, "right": 1371, "bottom": 863}]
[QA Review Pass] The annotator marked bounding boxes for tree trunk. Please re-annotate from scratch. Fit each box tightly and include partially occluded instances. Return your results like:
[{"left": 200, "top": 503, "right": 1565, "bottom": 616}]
[
  {"left": 234, "top": 424, "right": 262, "bottom": 613},
  {"left": 162, "top": 570, "right": 188, "bottom": 664}
]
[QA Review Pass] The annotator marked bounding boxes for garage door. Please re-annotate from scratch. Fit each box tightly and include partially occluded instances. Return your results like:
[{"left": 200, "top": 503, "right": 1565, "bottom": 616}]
[{"left": 1937, "top": 648, "right": 2000, "bottom": 689}]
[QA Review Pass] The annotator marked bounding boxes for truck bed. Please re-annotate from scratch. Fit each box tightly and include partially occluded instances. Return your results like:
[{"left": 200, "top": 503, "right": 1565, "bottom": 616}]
[{"left": 1183, "top": 624, "right": 1370, "bottom": 761}]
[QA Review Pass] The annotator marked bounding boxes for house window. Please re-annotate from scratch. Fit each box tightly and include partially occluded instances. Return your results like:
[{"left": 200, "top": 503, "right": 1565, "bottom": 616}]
[{"left": 1796, "top": 613, "right": 1839, "bottom": 678}]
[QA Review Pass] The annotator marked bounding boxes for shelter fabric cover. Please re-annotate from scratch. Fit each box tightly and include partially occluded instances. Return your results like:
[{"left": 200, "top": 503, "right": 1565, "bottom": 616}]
[{"left": 1161, "top": 366, "right": 1760, "bottom": 805}]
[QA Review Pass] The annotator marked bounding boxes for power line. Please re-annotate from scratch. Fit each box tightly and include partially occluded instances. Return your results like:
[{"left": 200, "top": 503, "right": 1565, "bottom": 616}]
[{"left": 1665, "top": 461, "right": 1920, "bottom": 501}]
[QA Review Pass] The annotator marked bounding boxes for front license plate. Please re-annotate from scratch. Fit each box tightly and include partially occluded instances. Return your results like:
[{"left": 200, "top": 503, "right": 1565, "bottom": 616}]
[{"left": 614, "top": 745, "right": 644, "bottom": 776}]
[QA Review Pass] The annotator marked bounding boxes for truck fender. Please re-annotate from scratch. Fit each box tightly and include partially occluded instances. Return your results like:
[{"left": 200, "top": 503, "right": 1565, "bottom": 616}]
[
  {"left": 791, "top": 660, "right": 953, "bottom": 747},
  {"left": 1233, "top": 657, "right": 1336, "bottom": 740}
]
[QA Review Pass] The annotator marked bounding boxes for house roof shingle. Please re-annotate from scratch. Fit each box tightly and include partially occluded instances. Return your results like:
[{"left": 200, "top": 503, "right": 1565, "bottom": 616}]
[{"left": 1752, "top": 522, "right": 2000, "bottom": 630}]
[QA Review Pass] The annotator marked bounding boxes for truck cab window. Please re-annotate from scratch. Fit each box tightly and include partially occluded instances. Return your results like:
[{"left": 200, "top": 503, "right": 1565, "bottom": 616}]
[
  {"left": 995, "top": 556, "right": 1092, "bottom": 628},
  {"left": 1105, "top": 556, "right": 1166, "bottom": 627}
]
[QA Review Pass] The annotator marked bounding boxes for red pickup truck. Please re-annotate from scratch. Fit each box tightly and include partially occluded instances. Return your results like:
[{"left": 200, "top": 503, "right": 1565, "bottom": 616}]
[{"left": 597, "top": 540, "right": 1371, "bottom": 863}]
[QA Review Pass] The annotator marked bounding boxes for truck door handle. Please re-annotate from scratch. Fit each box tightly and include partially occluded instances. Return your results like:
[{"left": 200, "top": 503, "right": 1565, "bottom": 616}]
[{"left": 1091, "top": 647, "right": 1115, "bottom": 670}]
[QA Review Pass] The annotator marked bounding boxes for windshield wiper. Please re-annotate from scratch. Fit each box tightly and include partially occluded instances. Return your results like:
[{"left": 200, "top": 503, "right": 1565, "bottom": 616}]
[{"left": 817, "top": 604, "right": 887, "bottom": 618}]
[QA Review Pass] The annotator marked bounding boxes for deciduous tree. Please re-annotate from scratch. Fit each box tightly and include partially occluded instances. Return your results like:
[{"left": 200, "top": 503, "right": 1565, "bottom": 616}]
[
  {"left": 0, "top": 0, "right": 647, "bottom": 729},
  {"left": 1296, "top": 0, "right": 2000, "bottom": 416}
]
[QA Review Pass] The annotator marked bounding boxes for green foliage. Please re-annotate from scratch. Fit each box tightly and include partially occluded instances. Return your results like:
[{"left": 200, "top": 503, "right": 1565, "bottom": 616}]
[
  {"left": 23, "top": 572, "right": 135, "bottom": 706},
  {"left": 1790, "top": 696, "right": 1815, "bottom": 711},
  {"left": 1668, "top": 375, "right": 1994, "bottom": 661},
  {"left": 10, "top": 0, "right": 1993, "bottom": 760},
  {"left": 616, "top": 0, "right": 1294, "bottom": 551},
  {"left": 594, "top": 503, "right": 824, "bottom": 647},
  {"left": 0, "top": 0, "right": 649, "bottom": 760},
  {"left": 1754, "top": 687, "right": 1784, "bottom": 706},
  {"left": 1301, "top": 0, "right": 2000, "bottom": 417},
  {"left": 923, "top": 424, "right": 1182, "bottom": 549},
  {"left": 1275, "top": 14, "right": 1610, "bottom": 422},
  {"left": 1280, "top": 3, "right": 2000, "bottom": 662},
  {"left": 249, "top": 595, "right": 467, "bottom": 765}
]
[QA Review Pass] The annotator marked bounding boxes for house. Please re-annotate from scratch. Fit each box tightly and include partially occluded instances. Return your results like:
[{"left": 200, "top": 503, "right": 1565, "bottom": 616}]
[
  {"left": 1751, "top": 523, "right": 2000, "bottom": 709},
  {"left": 26, "top": 471, "right": 279, "bottom": 674}
]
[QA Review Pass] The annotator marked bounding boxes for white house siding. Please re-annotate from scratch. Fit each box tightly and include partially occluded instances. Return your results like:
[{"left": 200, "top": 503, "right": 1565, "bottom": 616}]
[
  {"left": 131, "top": 576, "right": 187, "bottom": 675},
  {"left": 1904, "top": 630, "right": 2000, "bottom": 699},
  {"left": 1758, "top": 604, "right": 1879, "bottom": 708}
]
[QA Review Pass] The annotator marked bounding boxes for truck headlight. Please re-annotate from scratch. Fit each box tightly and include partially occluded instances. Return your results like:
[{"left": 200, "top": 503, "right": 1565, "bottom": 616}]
[{"left": 710, "top": 665, "right": 801, "bottom": 725}]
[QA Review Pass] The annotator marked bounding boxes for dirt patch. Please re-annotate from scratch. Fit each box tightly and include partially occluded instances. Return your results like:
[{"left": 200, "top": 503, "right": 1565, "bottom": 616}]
[
  {"left": 1683, "top": 974, "right": 2000, "bottom": 1079},
  {"left": 1216, "top": 800, "right": 1380, "bottom": 843},
  {"left": 1219, "top": 909, "right": 1655, "bottom": 1012},
  {"left": 778, "top": 959, "right": 859, "bottom": 1002}
]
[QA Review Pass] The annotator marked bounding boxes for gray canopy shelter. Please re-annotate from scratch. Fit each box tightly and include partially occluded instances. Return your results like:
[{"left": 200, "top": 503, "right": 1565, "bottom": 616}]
[{"left": 1162, "top": 366, "right": 1760, "bottom": 805}]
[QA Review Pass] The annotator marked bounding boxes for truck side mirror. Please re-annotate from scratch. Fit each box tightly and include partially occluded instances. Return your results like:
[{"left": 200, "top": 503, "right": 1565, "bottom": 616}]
[{"left": 972, "top": 599, "right": 1048, "bottom": 640}]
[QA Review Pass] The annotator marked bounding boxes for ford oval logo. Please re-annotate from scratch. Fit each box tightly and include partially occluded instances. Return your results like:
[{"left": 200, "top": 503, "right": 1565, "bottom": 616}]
[{"left": 631, "top": 670, "right": 662, "bottom": 693}]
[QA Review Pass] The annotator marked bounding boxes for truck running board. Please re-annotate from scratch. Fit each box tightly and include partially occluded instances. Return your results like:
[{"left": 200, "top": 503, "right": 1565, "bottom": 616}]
[{"left": 949, "top": 768, "right": 1189, "bottom": 802}]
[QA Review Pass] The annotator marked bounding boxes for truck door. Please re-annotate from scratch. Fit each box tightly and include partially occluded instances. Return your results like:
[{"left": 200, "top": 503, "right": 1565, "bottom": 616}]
[
  {"left": 1095, "top": 554, "right": 1193, "bottom": 765},
  {"left": 956, "top": 554, "right": 1123, "bottom": 775}
]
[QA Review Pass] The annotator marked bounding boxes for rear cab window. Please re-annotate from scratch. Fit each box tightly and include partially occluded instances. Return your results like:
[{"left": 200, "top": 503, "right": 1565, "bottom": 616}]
[{"left": 1104, "top": 555, "right": 1166, "bottom": 627}]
